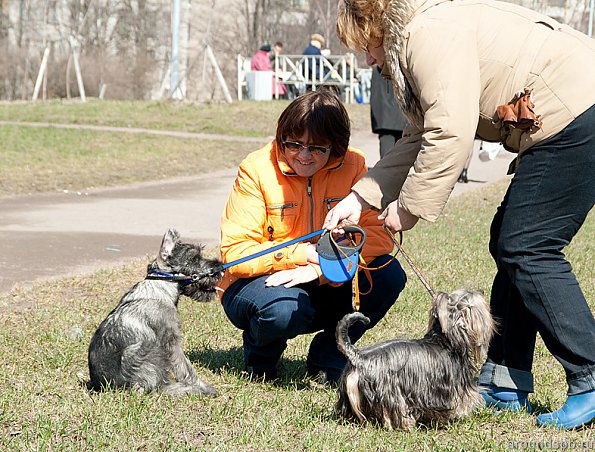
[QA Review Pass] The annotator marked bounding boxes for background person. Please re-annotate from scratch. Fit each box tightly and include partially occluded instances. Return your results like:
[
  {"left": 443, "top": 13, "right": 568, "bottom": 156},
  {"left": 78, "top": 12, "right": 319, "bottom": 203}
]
[
  {"left": 302, "top": 33, "right": 325, "bottom": 90},
  {"left": 250, "top": 43, "right": 287, "bottom": 98},
  {"left": 370, "top": 64, "right": 407, "bottom": 159},
  {"left": 271, "top": 41, "right": 284, "bottom": 62},
  {"left": 324, "top": 0, "right": 595, "bottom": 429},
  {"left": 250, "top": 43, "right": 272, "bottom": 71},
  {"left": 219, "top": 89, "right": 406, "bottom": 383},
  {"left": 478, "top": 141, "right": 505, "bottom": 162}
]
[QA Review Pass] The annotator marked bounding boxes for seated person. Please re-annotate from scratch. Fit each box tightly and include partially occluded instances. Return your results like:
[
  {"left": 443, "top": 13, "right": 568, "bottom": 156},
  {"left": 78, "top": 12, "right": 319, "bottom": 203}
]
[
  {"left": 218, "top": 89, "right": 406, "bottom": 383},
  {"left": 250, "top": 43, "right": 287, "bottom": 98},
  {"left": 251, "top": 44, "right": 272, "bottom": 71}
]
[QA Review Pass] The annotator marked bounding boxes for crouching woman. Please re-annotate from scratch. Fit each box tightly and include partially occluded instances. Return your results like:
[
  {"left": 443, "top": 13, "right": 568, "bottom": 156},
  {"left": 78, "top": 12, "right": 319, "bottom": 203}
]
[{"left": 218, "top": 89, "right": 406, "bottom": 383}]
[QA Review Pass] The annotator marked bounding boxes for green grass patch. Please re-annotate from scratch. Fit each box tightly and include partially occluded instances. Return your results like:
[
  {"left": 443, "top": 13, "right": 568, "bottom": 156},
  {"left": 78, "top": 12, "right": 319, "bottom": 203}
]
[
  {"left": 0, "top": 100, "right": 371, "bottom": 196},
  {"left": 0, "top": 99, "right": 371, "bottom": 138},
  {"left": 0, "top": 125, "right": 257, "bottom": 195},
  {"left": 1, "top": 181, "right": 592, "bottom": 450}
]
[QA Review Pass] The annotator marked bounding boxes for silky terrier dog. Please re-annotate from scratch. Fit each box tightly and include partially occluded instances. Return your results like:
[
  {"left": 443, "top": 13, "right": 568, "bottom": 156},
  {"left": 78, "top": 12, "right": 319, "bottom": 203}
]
[{"left": 335, "top": 289, "right": 495, "bottom": 429}]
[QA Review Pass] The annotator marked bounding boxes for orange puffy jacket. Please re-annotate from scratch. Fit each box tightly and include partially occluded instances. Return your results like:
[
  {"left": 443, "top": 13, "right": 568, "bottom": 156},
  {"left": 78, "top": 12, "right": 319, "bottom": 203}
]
[{"left": 218, "top": 141, "right": 395, "bottom": 298}]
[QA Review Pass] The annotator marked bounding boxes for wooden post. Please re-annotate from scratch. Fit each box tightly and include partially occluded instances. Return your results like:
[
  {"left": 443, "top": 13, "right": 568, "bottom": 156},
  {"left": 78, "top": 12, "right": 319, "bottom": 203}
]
[
  {"left": 32, "top": 46, "right": 50, "bottom": 101},
  {"left": 69, "top": 36, "right": 86, "bottom": 102},
  {"left": 206, "top": 45, "right": 232, "bottom": 103},
  {"left": 274, "top": 55, "right": 279, "bottom": 100},
  {"left": 237, "top": 54, "right": 243, "bottom": 101}
]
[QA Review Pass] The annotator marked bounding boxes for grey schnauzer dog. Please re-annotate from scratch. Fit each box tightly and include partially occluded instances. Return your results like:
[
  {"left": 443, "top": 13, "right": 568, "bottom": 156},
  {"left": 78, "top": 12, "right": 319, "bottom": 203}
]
[
  {"left": 335, "top": 289, "right": 495, "bottom": 429},
  {"left": 88, "top": 229, "right": 223, "bottom": 396}
]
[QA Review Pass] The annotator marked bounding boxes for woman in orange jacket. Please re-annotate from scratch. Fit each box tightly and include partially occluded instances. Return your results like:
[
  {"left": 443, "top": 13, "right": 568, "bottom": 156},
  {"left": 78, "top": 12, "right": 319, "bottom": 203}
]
[{"left": 219, "top": 90, "right": 406, "bottom": 383}]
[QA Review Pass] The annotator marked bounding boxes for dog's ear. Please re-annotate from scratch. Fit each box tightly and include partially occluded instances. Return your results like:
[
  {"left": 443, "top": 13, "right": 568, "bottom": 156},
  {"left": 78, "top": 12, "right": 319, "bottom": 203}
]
[
  {"left": 465, "top": 292, "right": 496, "bottom": 362},
  {"left": 434, "top": 292, "right": 452, "bottom": 334},
  {"left": 157, "top": 229, "right": 179, "bottom": 266}
]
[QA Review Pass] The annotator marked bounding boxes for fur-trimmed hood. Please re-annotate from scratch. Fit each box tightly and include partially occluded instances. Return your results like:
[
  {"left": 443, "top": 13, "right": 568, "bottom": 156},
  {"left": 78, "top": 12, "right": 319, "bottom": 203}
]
[{"left": 382, "top": 0, "right": 450, "bottom": 129}]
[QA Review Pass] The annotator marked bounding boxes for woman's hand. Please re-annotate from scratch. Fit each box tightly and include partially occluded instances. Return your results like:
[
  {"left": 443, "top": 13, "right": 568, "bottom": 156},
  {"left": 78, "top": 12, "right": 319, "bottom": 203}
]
[
  {"left": 323, "top": 191, "right": 369, "bottom": 231},
  {"left": 379, "top": 200, "right": 419, "bottom": 232},
  {"left": 265, "top": 265, "right": 319, "bottom": 288},
  {"left": 305, "top": 243, "right": 319, "bottom": 265}
]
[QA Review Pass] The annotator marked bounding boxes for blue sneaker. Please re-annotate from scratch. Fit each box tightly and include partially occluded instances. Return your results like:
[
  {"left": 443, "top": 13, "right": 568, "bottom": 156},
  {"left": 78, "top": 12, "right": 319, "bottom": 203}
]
[
  {"left": 537, "top": 390, "right": 595, "bottom": 429},
  {"left": 481, "top": 385, "right": 532, "bottom": 413}
]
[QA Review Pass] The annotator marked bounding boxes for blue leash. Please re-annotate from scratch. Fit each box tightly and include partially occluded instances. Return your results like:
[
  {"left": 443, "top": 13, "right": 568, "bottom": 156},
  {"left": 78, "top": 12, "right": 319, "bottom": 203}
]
[
  {"left": 221, "top": 228, "right": 326, "bottom": 270},
  {"left": 147, "top": 228, "right": 327, "bottom": 283}
]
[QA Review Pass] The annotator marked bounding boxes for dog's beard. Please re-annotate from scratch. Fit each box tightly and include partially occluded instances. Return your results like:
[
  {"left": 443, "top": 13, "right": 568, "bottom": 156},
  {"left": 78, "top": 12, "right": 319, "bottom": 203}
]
[{"left": 158, "top": 238, "right": 224, "bottom": 302}]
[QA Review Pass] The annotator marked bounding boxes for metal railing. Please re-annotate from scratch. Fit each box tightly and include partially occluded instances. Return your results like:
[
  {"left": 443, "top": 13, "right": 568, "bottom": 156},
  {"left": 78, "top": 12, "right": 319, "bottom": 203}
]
[
  {"left": 273, "top": 54, "right": 358, "bottom": 102},
  {"left": 237, "top": 53, "right": 362, "bottom": 103}
]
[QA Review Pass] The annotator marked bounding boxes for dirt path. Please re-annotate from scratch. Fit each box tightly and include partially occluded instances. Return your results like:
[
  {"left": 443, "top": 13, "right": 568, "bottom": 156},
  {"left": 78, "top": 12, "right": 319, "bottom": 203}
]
[{"left": 0, "top": 122, "right": 515, "bottom": 294}]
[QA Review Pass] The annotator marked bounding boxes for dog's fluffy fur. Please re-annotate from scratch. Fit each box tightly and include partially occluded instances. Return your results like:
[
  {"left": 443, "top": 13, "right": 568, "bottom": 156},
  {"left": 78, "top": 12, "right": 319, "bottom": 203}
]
[
  {"left": 88, "top": 229, "right": 223, "bottom": 395},
  {"left": 335, "top": 289, "right": 495, "bottom": 429}
]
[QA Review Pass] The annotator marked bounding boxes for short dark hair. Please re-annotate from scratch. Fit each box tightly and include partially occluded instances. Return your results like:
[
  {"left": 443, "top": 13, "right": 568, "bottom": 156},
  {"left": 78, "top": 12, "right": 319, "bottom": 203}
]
[
  {"left": 274, "top": 41, "right": 283, "bottom": 48},
  {"left": 275, "top": 89, "right": 351, "bottom": 157}
]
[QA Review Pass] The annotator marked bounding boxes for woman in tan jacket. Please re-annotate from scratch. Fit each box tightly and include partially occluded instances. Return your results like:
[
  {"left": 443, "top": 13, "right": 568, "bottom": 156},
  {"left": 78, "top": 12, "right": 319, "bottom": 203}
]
[
  {"left": 220, "top": 90, "right": 406, "bottom": 383},
  {"left": 324, "top": 0, "right": 595, "bottom": 429}
]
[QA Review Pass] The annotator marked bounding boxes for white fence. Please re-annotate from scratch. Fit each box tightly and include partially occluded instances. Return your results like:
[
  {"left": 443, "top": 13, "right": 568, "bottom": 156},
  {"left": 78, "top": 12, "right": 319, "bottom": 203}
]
[{"left": 237, "top": 54, "right": 371, "bottom": 103}]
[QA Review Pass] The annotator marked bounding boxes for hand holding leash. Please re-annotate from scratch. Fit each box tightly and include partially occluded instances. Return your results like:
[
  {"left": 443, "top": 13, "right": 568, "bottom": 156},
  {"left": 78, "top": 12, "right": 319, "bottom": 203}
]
[
  {"left": 323, "top": 192, "right": 368, "bottom": 231},
  {"left": 379, "top": 200, "right": 419, "bottom": 232}
]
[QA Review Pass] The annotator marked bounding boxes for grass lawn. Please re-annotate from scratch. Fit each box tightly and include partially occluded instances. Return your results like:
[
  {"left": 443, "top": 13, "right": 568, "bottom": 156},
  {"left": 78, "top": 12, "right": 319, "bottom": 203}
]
[
  {"left": 0, "top": 99, "right": 370, "bottom": 196},
  {"left": 0, "top": 125, "right": 258, "bottom": 195},
  {"left": 1, "top": 181, "right": 593, "bottom": 450},
  {"left": 0, "top": 99, "right": 290, "bottom": 137},
  {"left": 0, "top": 100, "right": 593, "bottom": 449},
  {"left": 0, "top": 99, "right": 372, "bottom": 137}
]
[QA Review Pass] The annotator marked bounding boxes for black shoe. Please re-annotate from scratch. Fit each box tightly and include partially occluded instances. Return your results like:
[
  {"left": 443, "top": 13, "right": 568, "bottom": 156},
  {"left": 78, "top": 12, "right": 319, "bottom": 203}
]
[
  {"left": 458, "top": 169, "right": 469, "bottom": 183},
  {"left": 306, "top": 362, "right": 343, "bottom": 386},
  {"left": 245, "top": 366, "right": 278, "bottom": 382}
]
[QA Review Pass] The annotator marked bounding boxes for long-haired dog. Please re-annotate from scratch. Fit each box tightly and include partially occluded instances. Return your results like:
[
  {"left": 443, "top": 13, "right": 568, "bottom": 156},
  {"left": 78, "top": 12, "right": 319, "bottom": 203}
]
[
  {"left": 88, "top": 229, "right": 223, "bottom": 396},
  {"left": 336, "top": 289, "right": 495, "bottom": 429}
]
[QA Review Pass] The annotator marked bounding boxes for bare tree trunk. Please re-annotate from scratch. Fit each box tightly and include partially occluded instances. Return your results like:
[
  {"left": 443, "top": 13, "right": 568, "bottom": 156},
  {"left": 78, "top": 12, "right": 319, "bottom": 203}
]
[
  {"left": 253, "top": 0, "right": 262, "bottom": 47},
  {"left": 243, "top": 0, "right": 252, "bottom": 51},
  {"left": 311, "top": 0, "right": 338, "bottom": 51},
  {"left": 244, "top": 0, "right": 271, "bottom": 53},
  {"left": 133, "top": 0, "right": 148, "bottom": 99}
]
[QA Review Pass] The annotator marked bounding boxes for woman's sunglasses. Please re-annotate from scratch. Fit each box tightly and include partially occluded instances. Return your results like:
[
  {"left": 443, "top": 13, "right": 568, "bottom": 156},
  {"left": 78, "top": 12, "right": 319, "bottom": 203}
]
[{"left": 283, "top": 141, "right": 330, "bottom": 157}]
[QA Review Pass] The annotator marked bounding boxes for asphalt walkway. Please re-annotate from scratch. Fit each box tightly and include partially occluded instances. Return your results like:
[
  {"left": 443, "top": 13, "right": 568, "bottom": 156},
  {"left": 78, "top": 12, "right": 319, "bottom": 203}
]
[{"left": 0, "top": 126, "right": 515, "bottom": 294}]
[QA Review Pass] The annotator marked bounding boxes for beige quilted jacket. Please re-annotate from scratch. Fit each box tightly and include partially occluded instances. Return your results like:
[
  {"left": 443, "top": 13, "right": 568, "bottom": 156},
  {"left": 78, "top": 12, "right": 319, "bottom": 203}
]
[{"left": 355, "top": 0, "right": 595, "bottom": 221}]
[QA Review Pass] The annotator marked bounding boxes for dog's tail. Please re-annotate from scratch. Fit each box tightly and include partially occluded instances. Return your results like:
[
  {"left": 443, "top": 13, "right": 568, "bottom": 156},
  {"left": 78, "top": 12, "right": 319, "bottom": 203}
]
[{"left": 336, "top": 312, "right": 370, "bottom": 366}]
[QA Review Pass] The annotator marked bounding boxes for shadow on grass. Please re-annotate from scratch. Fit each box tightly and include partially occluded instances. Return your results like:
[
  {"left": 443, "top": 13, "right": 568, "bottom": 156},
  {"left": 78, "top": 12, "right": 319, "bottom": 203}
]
[{"left": 188, "top": 346, "right": 325, "bottom": 391}]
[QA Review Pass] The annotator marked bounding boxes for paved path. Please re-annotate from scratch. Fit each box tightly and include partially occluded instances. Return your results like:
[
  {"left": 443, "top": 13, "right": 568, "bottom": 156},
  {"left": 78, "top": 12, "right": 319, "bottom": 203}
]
[{"left": 0, "top": 125, "right": 515, "bottom": 294}]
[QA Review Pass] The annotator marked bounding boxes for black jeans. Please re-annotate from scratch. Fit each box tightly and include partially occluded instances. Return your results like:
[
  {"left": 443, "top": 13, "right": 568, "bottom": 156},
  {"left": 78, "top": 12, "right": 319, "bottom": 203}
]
[
  {"left": 479, "top": 104, "right": 595, "bottom": 395},
  {"left": 222, "top": 255, "right": 406, "bottom": 376}
]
